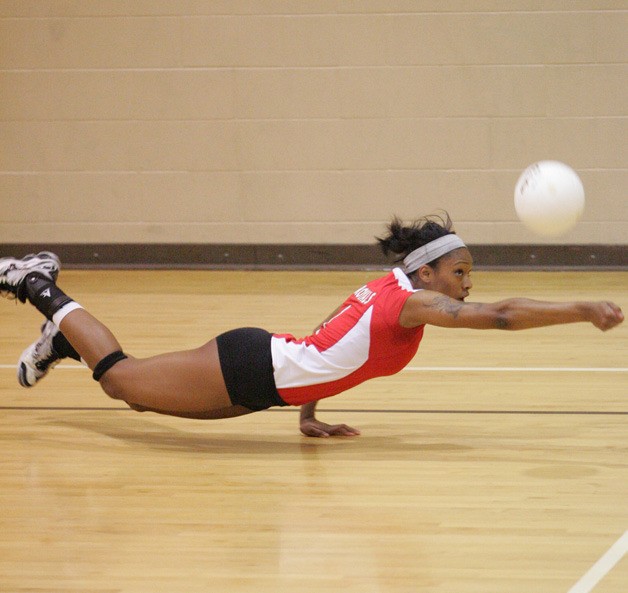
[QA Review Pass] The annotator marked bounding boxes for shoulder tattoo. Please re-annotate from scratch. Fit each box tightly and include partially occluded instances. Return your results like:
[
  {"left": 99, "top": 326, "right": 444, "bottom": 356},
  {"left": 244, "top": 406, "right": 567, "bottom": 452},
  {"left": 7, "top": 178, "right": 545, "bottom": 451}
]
[{"left": 428, "top": 295, "right": 464, "bottom": 319}]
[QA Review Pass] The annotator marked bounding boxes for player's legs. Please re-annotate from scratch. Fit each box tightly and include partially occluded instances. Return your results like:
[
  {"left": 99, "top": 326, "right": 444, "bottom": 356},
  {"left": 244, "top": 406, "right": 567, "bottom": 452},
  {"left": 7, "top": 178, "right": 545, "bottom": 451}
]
[
  {"left": 1, "top": 252, "right": 253, "bottom": 419},
  {"left": 58, "top": 308, "right": 251, "bottom": 419}
]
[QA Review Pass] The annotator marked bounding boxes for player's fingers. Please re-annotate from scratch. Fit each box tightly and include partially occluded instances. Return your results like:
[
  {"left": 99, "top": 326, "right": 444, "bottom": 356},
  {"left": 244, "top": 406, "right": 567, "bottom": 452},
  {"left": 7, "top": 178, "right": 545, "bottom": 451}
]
[
  {"left": 604, "top": 302, "right": 623, "bottom": 326},
  {"left": 597, "top": 302, "right": 623, "bottom": 331},
  {"left": 301, "top": 426, "right": 330, "bottom": 438},
  {"left": 329, "top": 424, "right": 361, "bottom": 436},
  {"left": 609, "top": 302, "right": 623, "bottom": 321}
]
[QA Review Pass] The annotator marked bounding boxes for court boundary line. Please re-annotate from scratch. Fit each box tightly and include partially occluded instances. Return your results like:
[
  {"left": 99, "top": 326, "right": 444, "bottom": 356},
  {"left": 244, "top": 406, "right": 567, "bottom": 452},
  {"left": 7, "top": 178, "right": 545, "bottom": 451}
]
[
  {"left": 567, "top": 530, "right": 628, "bottom": 593},
  {"left": 1, "top": 365, "right": 625, "bottom": 415}
]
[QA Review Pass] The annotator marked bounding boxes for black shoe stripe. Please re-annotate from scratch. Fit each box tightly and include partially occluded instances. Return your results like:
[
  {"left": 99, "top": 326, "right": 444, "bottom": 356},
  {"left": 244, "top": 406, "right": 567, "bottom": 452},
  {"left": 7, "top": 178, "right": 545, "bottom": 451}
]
[{"left": 18, "top": 362, "right": 31, "bottom": 387}]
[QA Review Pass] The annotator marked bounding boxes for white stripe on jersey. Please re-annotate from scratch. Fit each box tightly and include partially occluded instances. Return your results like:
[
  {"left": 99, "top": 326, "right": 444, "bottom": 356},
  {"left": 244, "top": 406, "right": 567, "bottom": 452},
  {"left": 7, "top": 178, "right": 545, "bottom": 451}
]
[
  {"left": 271, "top": 306, "right": 373, "bottom": 389},
  {"left": 393, "top": 266, "right": 415, "bottom": 291}
]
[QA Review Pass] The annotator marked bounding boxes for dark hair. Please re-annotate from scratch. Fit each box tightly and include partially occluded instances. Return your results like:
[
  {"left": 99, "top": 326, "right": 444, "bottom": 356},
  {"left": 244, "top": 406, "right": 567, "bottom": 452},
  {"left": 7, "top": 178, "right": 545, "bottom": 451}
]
[{"left": 376, "top": 212, "right": 456, "bottom": 269}]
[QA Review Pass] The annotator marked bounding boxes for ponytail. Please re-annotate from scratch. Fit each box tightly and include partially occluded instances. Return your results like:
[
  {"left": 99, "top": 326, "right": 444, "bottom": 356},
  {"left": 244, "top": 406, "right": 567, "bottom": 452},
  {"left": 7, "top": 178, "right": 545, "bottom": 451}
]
[{"left": 376, "top": 212, "right": 456, "bottom": 266}]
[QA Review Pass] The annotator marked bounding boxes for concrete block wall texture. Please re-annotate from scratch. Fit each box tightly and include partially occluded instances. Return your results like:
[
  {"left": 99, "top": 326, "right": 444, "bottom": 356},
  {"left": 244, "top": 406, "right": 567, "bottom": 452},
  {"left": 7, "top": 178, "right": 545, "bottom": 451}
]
[{"left": 1, "top": 1, "right": 626, "bottom": 248}]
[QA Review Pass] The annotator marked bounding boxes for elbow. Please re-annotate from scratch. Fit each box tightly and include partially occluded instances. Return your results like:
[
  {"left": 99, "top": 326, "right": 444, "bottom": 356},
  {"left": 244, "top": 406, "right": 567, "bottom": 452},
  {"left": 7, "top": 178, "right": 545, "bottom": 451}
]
[
  {"left": 491, "top": 301, "right": 519, "bottom": 330},
  {"left": 494, "top": 315, "right": 511, "bottom": 330}
]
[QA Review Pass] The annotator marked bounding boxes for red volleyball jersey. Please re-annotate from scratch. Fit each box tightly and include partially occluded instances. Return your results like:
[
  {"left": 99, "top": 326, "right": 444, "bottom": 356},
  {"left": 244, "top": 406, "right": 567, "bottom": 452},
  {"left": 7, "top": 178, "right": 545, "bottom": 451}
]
[{"left": 271, "top": 268, "right": 424, "bottom": 405}]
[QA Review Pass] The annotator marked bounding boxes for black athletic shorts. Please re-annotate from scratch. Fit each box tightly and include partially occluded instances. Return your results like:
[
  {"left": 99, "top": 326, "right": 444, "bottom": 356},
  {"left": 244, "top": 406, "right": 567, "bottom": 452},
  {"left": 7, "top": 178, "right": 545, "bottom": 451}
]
[{"left": 215, "top": 327, "right": 288, "bottom": 411}]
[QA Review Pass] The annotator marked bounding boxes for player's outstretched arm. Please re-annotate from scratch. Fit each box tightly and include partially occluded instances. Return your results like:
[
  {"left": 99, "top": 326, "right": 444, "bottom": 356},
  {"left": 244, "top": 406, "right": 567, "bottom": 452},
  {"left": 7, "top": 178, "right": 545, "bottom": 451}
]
[{"left": 400, "top": 291, "right": 624, "bottom": 332}]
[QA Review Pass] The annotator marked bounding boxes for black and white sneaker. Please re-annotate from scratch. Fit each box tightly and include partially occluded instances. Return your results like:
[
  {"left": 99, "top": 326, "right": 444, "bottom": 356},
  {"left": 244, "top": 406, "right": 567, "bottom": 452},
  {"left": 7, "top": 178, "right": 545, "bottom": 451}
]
[
  {"left": 18, "top": 321, "right": 62, "bottom": 388},
  {"left": 0, "top": 252, "right": 61, "bottom": 302}
]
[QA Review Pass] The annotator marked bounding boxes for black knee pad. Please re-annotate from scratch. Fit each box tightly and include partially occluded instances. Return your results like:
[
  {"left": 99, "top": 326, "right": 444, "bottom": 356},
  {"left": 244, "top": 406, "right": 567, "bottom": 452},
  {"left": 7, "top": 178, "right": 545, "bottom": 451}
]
[{"left": 92, "top": 351, "right": 128, "bottom": 382}]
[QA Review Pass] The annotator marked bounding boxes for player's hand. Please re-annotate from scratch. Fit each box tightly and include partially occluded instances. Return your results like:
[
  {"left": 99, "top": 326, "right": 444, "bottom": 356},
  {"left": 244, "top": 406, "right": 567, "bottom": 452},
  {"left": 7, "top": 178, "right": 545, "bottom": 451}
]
[
  {"left": 588, "top": 301, "right": 624, "bottom": 331},
  {"left": 300, "top": 417, "right": 361, "bottom": 438}
]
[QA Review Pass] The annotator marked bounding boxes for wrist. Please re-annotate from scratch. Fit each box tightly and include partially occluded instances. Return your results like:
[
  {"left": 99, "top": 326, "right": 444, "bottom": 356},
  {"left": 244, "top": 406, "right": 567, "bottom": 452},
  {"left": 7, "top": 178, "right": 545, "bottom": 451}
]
[
  {"left": 576, "top": 301, "right": 594, "bottom": 322},
  {"left": 300, "top": 401, "right": 317, "bottom": 422}
]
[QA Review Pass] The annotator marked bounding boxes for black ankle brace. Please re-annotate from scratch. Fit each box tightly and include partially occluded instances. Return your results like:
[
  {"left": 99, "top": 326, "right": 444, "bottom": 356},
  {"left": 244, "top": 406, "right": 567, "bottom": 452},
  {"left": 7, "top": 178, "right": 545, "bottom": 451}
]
[
  {"left": 92, "top": 351, "right": 128, "bottom": 382},
  {"left": 24, "top": 273, "right": 73, "bottom": 321}
]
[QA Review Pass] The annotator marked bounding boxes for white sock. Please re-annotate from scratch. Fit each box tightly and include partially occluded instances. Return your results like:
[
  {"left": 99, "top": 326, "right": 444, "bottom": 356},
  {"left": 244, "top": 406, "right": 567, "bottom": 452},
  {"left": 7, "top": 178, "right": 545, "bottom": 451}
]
[{"left": 52, "top": 302, "right": 84, "bottom": 328}]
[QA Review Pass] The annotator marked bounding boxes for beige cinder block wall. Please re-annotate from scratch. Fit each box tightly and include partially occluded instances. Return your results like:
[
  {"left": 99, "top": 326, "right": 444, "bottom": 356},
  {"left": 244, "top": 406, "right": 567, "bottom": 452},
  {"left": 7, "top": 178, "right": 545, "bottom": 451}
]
[{"left": 1, "top": 1, "right": 626, "bottom": 247}]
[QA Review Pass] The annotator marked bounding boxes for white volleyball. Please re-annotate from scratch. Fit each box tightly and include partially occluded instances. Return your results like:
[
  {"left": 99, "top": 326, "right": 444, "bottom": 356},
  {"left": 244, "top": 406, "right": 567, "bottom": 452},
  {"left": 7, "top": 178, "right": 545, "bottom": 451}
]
[{"left": 514, "top": 161, "right": 585, "bottom": 237}]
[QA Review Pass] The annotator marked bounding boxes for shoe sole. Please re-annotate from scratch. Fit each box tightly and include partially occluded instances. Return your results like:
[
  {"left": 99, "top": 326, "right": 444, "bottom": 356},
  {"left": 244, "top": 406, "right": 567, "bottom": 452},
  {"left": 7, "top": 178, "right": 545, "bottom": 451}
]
[
  {"left": 18, "top": 361, "right": 34, "bottom": 387},
  {"left": 17, "top": 321, "right": 61, "bottom": 388}
]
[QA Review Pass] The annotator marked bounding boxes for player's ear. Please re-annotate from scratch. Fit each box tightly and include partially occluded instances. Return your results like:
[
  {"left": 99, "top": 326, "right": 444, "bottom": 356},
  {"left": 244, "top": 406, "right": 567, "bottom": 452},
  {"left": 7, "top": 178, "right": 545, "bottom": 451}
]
[{"left": 416, "top": 264, "right": 434, "bottom": 286}]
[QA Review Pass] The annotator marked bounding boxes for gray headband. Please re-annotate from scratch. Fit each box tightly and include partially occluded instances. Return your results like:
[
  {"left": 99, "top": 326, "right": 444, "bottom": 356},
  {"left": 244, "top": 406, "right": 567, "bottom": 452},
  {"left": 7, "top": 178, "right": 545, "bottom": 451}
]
[{"left": 403, "top": 234, "right": 467, "bottom": 274}]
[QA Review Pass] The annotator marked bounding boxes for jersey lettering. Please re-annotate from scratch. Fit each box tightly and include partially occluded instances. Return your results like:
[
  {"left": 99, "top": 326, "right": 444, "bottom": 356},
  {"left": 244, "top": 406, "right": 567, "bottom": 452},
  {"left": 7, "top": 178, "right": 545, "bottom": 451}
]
[{"left": 354, "top": 285, "right": 376, "bottom": 305}]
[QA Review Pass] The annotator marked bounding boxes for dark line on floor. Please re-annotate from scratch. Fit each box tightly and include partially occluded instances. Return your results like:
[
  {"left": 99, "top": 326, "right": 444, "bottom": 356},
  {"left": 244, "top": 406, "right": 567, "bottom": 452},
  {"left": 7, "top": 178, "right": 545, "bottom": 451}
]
[{"left": 0, "top": 406, "right": 626, "bottom": 415}]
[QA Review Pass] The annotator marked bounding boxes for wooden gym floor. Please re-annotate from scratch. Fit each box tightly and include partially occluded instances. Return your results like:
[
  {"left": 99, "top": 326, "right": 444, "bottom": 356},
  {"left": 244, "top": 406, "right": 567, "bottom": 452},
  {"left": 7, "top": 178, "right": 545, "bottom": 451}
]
[{"left": 0, "top": 269, "right": 626, "bottom": 593}]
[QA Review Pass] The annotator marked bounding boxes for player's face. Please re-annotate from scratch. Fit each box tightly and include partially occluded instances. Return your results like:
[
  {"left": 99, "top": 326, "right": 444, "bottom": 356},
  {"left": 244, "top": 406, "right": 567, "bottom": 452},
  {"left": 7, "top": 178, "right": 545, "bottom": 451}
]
[{"left": 429, "top": 248, "right": 474, "bottom": 301}]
